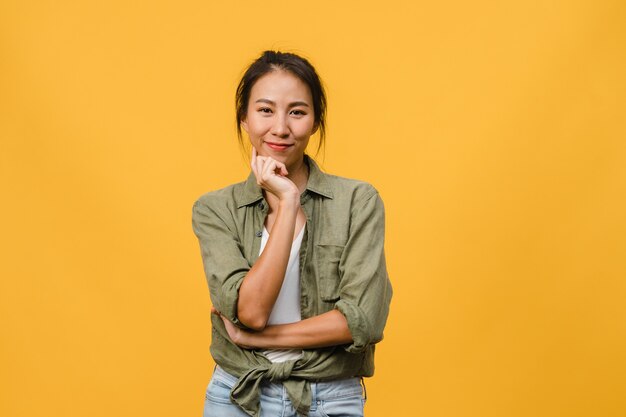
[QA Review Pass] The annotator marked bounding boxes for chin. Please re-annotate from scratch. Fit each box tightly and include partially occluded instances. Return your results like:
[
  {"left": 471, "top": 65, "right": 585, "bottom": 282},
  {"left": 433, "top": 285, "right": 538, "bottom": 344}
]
[
  {"left": 261, "top": 149, "right": 285, "bottom": 159},
  {"left": 266, "top": 155, "right": 292, "bottom": 168}
]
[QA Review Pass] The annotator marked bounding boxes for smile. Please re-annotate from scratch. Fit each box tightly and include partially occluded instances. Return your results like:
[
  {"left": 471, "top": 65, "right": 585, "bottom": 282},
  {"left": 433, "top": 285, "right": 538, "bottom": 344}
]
[{"left": 265, "top": 142, "right": 293, "bottom": 151}]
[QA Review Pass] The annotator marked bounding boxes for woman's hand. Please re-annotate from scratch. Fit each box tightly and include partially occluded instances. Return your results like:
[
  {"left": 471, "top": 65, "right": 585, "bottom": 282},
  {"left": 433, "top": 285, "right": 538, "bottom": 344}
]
[
  {"left": 212, "top": 307, "right": 254, "bottom": 349},
  {"left": 251, "top": 147, "right": 299, "bottom": 201}
]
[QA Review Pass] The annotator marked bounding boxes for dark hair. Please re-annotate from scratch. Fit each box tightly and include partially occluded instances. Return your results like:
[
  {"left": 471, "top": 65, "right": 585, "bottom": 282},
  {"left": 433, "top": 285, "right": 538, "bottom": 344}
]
[{"left": 235, "top": 50, "right": 327, "bottom": 155}]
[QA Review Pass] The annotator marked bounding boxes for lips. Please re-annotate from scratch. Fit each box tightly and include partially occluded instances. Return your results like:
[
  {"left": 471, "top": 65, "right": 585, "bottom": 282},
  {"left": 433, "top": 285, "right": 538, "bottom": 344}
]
[{"left": 265, "top": 142, "right": 293, "bottom": 151}]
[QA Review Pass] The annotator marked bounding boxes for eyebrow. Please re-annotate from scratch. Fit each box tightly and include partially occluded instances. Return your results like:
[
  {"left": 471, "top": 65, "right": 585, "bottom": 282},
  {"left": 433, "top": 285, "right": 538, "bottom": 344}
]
[{"left": 255, "top": 98, "right": 310, "bottom": 108}]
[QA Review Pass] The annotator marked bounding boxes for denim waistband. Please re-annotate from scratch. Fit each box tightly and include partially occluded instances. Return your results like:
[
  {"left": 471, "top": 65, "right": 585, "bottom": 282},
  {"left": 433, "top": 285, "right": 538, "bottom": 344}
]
[{"left": 213, "top": 365, "right": 365, "bottom": 402}]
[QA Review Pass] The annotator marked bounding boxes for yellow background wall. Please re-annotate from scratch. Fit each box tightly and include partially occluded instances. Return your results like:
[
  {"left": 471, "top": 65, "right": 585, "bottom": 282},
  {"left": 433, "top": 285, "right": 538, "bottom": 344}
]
[{"left": 1, "top": 1, "right": 625, "bottom": 416}]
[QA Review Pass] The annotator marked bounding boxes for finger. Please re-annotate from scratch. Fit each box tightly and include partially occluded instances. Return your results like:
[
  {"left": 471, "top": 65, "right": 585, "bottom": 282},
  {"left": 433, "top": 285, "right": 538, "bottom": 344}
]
[
  {"left": 254, "top": 156, "right": 268, "bottom": 183},
  {"left": 257, "top": 156, "right": 276, "bottom": 181},
  {"left": 266, "top": 158, "right": 288, "bottom": 177},
  {"left": 261, "top": 158, "right": 279, "bottom": 180},
  {"left": 254, "top": 158, "right": 271, "bottom": 184},
  {"left": 252, "top": 149, "right": 268, "bottom": 180},
  {"left": 276, "top": 160, "right": 289, "bottom": 176},
  {"left": 251, "top": 147, "right": 258, "bottom": 177}
]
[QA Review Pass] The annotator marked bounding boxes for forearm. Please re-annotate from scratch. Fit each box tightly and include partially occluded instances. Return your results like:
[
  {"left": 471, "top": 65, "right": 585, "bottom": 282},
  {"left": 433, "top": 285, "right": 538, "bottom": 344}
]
[
  {"left": 237, "top": 197, "right": 299, "bottom": 329},
  {"left": 239, "top": 310, "right": 353, "bottom": 349}
]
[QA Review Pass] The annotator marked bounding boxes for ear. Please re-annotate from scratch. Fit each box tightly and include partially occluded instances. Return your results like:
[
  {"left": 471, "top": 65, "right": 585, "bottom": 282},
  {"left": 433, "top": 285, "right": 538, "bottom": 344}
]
[
  {"left": 241, "top": 117, "right": 249, "bottom": 133},
  {"left": 311, "top": 121, "right": 319, "bottom": 135}
]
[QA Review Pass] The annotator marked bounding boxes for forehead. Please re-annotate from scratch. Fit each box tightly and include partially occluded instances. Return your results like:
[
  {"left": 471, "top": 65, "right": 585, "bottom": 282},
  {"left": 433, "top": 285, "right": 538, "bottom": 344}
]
[{"left": 249, "top": 70, "right": 312, "bottom": 104}]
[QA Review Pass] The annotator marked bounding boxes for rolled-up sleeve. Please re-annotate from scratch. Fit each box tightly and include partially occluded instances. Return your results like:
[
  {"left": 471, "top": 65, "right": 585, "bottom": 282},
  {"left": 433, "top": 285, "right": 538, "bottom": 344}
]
[
  {"left": 334, "top": 187, "right": 393, "bottom": 354},
  {"left": 191, "top": 197, "right": 252, "bottom": 329}
]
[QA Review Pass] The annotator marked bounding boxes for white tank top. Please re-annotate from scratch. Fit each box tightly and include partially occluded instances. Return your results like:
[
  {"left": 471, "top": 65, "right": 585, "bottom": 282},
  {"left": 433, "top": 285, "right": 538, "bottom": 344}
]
[{"left": 259, "top": 224, "right": 305, "bottom": 362}]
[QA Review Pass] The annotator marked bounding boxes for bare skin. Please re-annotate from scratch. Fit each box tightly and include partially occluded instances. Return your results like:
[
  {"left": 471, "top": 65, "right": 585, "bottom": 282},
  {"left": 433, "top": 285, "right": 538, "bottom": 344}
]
[{"left": 213, "top": 306, "right": 352, "bottom": 350}]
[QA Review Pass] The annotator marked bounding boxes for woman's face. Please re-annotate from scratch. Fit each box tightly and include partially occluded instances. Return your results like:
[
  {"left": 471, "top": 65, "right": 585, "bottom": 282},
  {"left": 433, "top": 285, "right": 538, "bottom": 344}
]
[{"left": 241, "top": 69, "right": 317, "bottom": 169}]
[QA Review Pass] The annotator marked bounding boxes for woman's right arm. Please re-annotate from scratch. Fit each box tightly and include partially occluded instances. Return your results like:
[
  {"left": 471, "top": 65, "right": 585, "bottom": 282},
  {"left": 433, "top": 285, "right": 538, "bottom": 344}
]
[
  {"left": 236, "top": 195, "right": 299, "bottom": 330},
  {"left": 236, "top": 150, "right": 301, "bottom": 330},
  {"left": 192, "top": 150, "right": 301, "bottom": 331}
]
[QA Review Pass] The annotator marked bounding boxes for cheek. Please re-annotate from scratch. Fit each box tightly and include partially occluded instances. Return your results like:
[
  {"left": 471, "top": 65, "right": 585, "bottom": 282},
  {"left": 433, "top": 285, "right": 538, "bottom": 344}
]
[
  {"left": 299, "top": 127, "right": 316, "bottom": 141},
  {"left": 295, "top": 118, "right": 316, "bottom": 134},
  {"left": 249, "top": 117, "right": 272, "bottom": 135},
  {"left": 248, "top": 136, "right": 263, "bottom": 150}
]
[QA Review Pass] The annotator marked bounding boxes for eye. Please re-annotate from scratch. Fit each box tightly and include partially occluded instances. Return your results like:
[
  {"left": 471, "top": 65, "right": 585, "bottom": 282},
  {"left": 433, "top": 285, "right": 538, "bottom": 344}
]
[
  {"left": 290, "top": 109, "right": 306, "bottom": 115},
  {"left": 258, "top": 107, "right": 272, "bottom": 114}
]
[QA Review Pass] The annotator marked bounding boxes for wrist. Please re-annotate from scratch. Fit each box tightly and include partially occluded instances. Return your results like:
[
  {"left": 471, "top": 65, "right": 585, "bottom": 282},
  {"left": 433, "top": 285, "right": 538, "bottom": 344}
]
[
  {"left": 278, "top": 193, "right": 300, "bottom": 208},
  {"left": 238, "top": 329, "right": 256, "bottom": 349}
]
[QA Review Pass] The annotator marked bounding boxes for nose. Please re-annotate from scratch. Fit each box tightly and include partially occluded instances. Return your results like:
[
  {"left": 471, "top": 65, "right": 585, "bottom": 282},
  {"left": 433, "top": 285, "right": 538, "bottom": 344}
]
[{"left": 270, "top": 114, "right": 289, "bottom": 138}]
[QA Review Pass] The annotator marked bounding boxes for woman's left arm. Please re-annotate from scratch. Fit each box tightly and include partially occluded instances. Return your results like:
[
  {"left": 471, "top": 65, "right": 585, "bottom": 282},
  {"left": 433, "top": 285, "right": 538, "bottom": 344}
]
[{"left": 215, "top": 308, "right": 353, "bottom": 349}]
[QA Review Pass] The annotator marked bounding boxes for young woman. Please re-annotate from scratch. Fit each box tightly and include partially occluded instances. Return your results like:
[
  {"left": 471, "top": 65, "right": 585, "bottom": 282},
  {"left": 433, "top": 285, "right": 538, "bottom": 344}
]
[{"left": 192, "top": 50, "right": 392, "bottom": 417}]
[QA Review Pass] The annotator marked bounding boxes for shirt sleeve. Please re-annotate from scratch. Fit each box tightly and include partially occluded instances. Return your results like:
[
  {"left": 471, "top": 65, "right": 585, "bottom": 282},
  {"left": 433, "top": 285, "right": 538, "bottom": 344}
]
[
  {"left": 191, "top": 196, "right": 253, "bottom": 330},
  {"left": 334, "top": 187, "right": 393, "bottom": 354}
]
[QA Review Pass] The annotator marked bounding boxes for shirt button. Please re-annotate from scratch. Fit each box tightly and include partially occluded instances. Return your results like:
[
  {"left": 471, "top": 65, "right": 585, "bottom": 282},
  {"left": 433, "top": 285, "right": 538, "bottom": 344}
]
[
  {"left": 316, "top": 400, "right": 321, "bottom": 405},
  {"left": 255, "top": 230, "right": 262, "bottom": 237},
  {"left": 258, "top": 202, "right": 265, "bottom": 210}
]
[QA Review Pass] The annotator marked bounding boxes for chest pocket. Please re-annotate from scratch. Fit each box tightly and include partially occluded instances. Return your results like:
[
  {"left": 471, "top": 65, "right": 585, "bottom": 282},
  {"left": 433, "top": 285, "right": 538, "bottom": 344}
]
[{"left": 315, "top": 243, "right": 345, "bottom": 302}]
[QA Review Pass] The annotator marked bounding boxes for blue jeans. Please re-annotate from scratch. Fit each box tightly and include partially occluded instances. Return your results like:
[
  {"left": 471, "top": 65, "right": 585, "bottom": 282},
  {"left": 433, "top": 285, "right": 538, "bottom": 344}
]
[{"left": 203, "top": 365, "right": 366, "bottom": 417}]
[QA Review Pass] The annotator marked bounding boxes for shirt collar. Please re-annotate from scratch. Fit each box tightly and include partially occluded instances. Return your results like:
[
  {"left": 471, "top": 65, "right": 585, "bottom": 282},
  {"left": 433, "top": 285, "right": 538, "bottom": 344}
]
[{"left": 236, "top": 154, "right": 334, "bottom": 208}]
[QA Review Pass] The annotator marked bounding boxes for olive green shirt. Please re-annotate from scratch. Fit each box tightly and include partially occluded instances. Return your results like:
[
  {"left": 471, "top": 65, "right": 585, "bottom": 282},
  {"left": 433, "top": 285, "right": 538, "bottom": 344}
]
[{"left": 191, "top": 154, "right": 392, "bottom": 417}]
